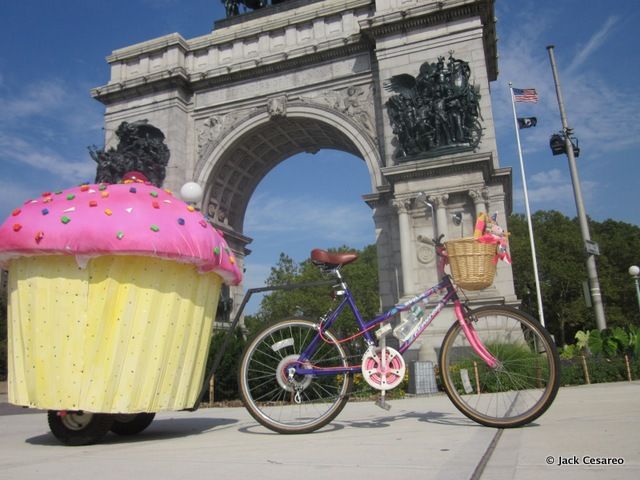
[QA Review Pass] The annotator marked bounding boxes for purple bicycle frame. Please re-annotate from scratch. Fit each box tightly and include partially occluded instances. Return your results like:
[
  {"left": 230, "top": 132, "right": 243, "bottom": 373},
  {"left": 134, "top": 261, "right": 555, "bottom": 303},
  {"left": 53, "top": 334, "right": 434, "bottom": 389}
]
[{"left": 293, "top": 276, "right": 498, "bottom": 377}]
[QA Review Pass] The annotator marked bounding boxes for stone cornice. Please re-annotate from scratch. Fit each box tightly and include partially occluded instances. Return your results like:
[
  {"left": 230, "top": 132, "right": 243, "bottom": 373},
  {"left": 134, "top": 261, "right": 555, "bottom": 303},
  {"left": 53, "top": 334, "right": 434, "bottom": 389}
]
[
  {"left": 106, "top": 33, "right": 190, "bottom": 63},
  {"left": 189, "top": 38, "right": 370, "bottom": 91},
  {"left": 91, "top": 68, "right": 192, "bottom": 104},
  {"left": 359, "top": 0, "right": 497, "bottom": 80},
  {"left": 362, "top": 184, "right": 392, "bottom": 209},
  {"left": 93, "top": 38, "right": 371, "bottom": 104},
  {"left": 380, "top": 151, "right": 511, "bottom": 212},
  {"left": 382, "top": 151, "right": 494, "bottom": 180},
  {"left": 210, "top": 0, "right": 373, "bottom": 46},
  {"left": 211, "top": 221, "right": 253, "bottom": 256},
  {"left": 104, "top": 0, "right": 372, "bottom": 64}
]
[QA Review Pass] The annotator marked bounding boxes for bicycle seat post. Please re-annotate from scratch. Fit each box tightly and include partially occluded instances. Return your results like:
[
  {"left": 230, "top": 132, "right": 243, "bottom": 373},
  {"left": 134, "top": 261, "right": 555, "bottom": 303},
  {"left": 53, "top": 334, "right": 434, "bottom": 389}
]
[{"left": 333, "top": 267, "right": 348, "bottom": 291}]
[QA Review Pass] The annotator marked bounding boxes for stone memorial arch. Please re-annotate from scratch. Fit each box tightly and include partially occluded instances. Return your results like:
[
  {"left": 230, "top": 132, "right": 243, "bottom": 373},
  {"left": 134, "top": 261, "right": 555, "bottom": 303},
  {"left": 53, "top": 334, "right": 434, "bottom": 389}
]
[{"left": 92, "top": 0, "right": 517, "bottom": 361}]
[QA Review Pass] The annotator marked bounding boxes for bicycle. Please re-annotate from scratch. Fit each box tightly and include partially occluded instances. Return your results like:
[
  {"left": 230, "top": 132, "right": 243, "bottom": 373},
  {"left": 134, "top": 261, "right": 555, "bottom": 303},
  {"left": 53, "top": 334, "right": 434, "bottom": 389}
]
[{"left": 238, "top": 237, "right": 560, "bottom": 433}]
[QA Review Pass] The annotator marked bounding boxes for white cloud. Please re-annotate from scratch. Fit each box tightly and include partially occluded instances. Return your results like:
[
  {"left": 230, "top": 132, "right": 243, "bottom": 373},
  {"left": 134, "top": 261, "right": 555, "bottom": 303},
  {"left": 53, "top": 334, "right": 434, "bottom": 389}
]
[
  {"left": 245, "top": 191, "right": 374, "bottom": 246},
  {"left": 567, "top": 16, "right": 619, "bottom": 74},
  {"left": 0, "top": 178, "right": 32, "bottom": 213},
  {"left": 513, "top": 168, "right": 597, "bottom": 213},
  {"left": 0, "top": 133, "right": 95, "bottom": 181},
  {"left": 0, "top": 80, "right": 67, "bottom": 120},
  {"left": 242, "top": 262, "right": 274, "bottom": 290},
  {"left": 0, "top": 77, "right": 103, "bottom": 192},
  {"left": 493, "top": 8, "right": 640, "bottom": 158},
  {"left": 0, "top": 78, "right": 103, "bottom": 132}
]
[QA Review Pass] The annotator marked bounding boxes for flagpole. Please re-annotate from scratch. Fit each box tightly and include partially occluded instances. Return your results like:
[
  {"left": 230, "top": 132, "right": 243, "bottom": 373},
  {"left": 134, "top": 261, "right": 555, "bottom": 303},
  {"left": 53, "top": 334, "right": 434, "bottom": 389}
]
[{"left": 509, "top": 82, "right": 546, "bottom": 327}]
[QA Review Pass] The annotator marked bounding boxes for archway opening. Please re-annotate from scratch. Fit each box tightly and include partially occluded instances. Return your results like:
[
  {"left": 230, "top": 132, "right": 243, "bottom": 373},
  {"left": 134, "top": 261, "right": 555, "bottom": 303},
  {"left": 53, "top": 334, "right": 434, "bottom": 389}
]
[
  {"left": 200, "top": 112, "right": 382, "bottom": 316},
  {"left": 243, "top": 149, "right": 375, "bottom": 312}
]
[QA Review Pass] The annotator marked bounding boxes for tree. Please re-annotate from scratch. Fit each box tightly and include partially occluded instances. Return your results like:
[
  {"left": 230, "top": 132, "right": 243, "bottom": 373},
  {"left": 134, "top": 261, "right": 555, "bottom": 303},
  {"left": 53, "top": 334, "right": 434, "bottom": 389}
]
[
  {"left": 205, "top": 328, "right": 245, "bottom": 402},
  {"left": 509, "top": 211, "right": 640, "bottom": 345},
  {"left": 247, "top": 245, "right": 379, "bottom": 338}
]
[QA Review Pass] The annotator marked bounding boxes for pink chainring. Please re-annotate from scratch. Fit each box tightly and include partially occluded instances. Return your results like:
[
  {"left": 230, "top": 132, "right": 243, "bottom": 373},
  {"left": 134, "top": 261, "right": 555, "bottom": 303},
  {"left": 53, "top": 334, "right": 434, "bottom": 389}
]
[{"left": 361, "top": 347, "right": 406, "bottom": 391}]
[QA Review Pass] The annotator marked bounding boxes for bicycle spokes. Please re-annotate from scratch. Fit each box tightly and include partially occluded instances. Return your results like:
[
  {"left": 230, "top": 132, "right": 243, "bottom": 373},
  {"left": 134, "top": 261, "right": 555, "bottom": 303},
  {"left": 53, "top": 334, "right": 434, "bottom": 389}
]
[{"left": 440, "top": 306, "right": 559, "bottom": 428}]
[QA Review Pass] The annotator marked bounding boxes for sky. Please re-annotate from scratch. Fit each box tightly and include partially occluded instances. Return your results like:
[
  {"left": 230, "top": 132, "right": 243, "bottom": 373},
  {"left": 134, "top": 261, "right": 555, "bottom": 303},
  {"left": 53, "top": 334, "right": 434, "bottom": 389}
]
[{"left": 1, "top": 0, "right": 639, "bottom": 312}]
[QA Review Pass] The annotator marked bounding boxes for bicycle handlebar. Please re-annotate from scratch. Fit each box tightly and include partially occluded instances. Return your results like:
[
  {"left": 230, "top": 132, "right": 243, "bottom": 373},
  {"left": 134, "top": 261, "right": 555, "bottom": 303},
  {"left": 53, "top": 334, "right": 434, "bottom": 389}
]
[{"left": 416, "top": 233, "right": 445, "bottom": 246}]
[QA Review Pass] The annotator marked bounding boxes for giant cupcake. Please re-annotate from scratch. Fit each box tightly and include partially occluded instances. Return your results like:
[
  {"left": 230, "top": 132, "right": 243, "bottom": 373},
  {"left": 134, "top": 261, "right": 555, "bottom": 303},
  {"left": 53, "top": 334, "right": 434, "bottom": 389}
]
[{"left": 0, "top": 177, "right": 242, "bottom": 413}]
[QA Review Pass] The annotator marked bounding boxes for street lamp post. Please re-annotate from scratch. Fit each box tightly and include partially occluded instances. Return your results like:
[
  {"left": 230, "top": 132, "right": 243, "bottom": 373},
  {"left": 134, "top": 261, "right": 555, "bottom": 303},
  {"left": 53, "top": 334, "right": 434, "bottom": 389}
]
[
  {"left": 629, "top": 265, "right": 640, "bottom": 315},
  {"left": 547, "top": 45, "right": 607, "bottom": 330}
]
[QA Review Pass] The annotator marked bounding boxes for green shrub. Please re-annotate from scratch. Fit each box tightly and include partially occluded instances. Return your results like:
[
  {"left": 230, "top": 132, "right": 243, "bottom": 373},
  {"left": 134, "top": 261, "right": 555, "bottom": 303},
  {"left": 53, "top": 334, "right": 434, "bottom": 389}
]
[
  {"left": 559, "top": 358, "right": 585, "bottom": 386},
  {"left": 446, "top": 343, "right": 552, "bottom": 394},
  {"left": 559, "top": 355, "right": 639, "bottom": 386},
  {"left": 203, "top": 329, "right": 246, "bottom": 402}
]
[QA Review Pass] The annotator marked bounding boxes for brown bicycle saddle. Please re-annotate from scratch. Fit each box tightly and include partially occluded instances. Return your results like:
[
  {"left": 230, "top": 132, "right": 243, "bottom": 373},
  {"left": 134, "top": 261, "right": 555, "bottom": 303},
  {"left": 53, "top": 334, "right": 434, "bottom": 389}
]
[{"left": 310, "top": 249, "right": 359, "bottom": 269}]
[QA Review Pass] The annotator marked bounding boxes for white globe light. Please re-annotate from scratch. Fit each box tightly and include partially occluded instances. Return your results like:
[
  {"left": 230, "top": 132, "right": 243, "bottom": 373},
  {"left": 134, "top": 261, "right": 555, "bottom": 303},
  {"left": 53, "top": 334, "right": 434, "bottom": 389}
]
[
  {"left": 629, "top": 265, "right": 640, "bottom": 277},
  {"left": 180, "top": 182, "right": 204, "bottom": 203}
]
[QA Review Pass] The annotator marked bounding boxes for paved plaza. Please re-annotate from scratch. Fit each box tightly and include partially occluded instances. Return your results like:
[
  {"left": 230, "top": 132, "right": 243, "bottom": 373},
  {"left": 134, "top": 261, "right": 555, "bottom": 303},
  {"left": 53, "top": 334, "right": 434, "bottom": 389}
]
[{"left": 1, "top": 381, "right": 639, "bottom": 479}]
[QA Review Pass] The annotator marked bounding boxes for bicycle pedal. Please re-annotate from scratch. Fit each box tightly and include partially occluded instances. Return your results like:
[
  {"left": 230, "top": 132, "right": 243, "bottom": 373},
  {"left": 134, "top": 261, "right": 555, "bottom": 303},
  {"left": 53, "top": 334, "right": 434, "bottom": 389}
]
[{"left": 375, "top": 397, "right": 391, "bottom": 411}]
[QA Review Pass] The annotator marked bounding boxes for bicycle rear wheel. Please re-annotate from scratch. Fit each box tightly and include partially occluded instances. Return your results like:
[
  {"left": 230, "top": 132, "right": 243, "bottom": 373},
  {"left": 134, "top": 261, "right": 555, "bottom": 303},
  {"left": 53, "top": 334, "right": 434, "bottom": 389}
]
[
  {"left": 439, "top": 306, "right": 559, "bottom": 428},
  {"left": 239, "top": 318, "right": 353, "bottom": 434}
]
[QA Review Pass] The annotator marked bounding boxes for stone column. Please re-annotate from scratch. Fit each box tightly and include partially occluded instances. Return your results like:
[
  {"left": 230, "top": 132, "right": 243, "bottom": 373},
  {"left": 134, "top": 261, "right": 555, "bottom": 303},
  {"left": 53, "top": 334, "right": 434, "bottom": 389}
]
[
  {"left": 469, "top": 188, "right": 488, "bottom": 218},
  {"left": 391, "top": 198, "right": 414, "bottom": 296},
  {"left": 428, "top": 194, "right": 449, "bottom": 241}
]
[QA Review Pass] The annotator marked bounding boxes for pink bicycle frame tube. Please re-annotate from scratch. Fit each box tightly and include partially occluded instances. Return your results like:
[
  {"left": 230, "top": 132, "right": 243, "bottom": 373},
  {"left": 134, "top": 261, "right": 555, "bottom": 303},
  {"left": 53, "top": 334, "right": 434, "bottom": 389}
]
[{"left": 453, "top": 300, "right": 498, "bottom": 368}]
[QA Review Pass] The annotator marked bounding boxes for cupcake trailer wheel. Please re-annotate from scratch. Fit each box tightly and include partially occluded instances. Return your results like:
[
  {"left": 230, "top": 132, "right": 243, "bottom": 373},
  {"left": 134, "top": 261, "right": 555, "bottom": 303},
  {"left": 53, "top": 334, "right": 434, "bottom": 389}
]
[
  {"left": 111, "top": 413, "right": 156, "bottom": 435},
  {"left": 47, "top": 411, "right": 115, "bottom": 446},
  {"left": 47, "top": 411, "right": 157, "bottom": 445}
]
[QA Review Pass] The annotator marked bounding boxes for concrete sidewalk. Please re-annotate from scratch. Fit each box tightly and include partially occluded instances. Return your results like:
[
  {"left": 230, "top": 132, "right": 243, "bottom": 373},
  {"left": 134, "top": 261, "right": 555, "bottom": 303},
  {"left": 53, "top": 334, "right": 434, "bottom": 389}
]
[{"left": 1, "top": 382, "right": 639, "bottom": 480}]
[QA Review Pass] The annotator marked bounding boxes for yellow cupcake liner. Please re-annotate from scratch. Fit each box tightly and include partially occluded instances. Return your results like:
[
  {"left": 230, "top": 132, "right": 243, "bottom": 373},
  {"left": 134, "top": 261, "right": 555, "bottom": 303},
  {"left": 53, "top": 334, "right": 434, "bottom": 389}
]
[{"left": 7, "top": 255, "right": 221, "bottom": 413}]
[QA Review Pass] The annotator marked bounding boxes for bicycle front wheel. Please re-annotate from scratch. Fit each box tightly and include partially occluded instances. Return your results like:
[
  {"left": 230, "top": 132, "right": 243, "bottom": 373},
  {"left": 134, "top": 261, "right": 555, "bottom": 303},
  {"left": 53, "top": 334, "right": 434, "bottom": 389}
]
[
  {"left": 239, "top": 318, "right": 353, "bottom": 434},
  {"left": 439, "top": 306, "right": 559, "bottom": 428}
]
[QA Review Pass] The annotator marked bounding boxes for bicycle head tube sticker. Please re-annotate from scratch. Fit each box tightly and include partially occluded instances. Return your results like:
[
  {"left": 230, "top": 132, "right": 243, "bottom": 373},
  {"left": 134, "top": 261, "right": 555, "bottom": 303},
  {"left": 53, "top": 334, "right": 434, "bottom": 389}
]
[{"left": 271, "top": 338, "right": 295, "bottom": 352}]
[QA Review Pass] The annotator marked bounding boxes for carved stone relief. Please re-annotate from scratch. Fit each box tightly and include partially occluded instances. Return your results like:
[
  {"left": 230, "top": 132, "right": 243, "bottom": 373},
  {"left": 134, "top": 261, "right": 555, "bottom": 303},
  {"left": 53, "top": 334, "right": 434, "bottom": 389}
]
[
  {"left": 196, "top": 108, "right": 258, "bottom": 160},
  {"left": 300, "top": 85, "right": 377, "bottom": 141},
  {"left": 267, "top": 95, "right": 287, "bottom": 118}
]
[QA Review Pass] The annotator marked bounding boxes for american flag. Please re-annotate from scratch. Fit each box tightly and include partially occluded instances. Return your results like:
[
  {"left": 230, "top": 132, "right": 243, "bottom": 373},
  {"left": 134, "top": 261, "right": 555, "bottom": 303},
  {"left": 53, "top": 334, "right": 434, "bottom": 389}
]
[{"left": 513, "top": 88, "right": 538, "bottom": 103}]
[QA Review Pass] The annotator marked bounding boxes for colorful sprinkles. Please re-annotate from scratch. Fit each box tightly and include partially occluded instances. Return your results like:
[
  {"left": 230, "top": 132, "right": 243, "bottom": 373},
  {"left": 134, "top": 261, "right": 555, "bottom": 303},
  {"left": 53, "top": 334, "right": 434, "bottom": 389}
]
[{"left": 1, "top": 180, "right": 241, "bottom": 285}]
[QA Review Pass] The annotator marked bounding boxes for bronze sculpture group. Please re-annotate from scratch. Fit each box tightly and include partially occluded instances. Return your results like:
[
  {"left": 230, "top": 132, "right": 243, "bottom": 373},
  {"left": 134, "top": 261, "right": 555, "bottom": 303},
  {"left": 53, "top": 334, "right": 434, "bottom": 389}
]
[
  {"left": 385, "top": 53, "right": 483, "bottom": 159},
  {"left": 223, "top": 0, "right": 288, "bottom": 17},
  {"left": 90, "top": 120, "right": 170, "bottom": 187}
]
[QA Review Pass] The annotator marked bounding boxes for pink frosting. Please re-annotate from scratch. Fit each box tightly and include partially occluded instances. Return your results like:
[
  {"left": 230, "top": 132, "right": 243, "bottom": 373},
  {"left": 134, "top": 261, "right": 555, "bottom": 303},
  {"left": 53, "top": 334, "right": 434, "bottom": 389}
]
[{"left": 0, "top": 182, "right": 242, "bottom": 285}]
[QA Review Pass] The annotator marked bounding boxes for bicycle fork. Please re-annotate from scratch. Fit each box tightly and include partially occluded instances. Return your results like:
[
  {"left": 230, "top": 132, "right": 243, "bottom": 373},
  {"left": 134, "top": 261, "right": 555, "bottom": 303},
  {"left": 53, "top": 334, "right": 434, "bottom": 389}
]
[{"left": 454, "top": 301, "right": 499, "bottom": 369}]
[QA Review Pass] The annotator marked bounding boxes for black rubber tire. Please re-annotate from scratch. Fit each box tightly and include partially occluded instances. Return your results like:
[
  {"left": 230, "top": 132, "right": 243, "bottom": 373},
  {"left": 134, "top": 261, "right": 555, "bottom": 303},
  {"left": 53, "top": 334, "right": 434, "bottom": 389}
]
[
  {"left": 110, "top": 413, "right": 156, "bottom": 435},
  {"left": 239, "top": 318, "right": 353, "bottom": 434},
  {"left": 47, "top": 410, "right": 115, "bottom": 446},
  {"left": 439, "top": 305, "right": 560, "bottom": 428}
]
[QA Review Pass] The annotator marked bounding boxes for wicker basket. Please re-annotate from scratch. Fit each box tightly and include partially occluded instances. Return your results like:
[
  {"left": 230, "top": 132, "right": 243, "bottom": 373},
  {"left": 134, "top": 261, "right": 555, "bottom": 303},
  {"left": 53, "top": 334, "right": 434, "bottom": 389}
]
[{"left": 445, "top": 237, "right": 497, "bottom": 290}]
